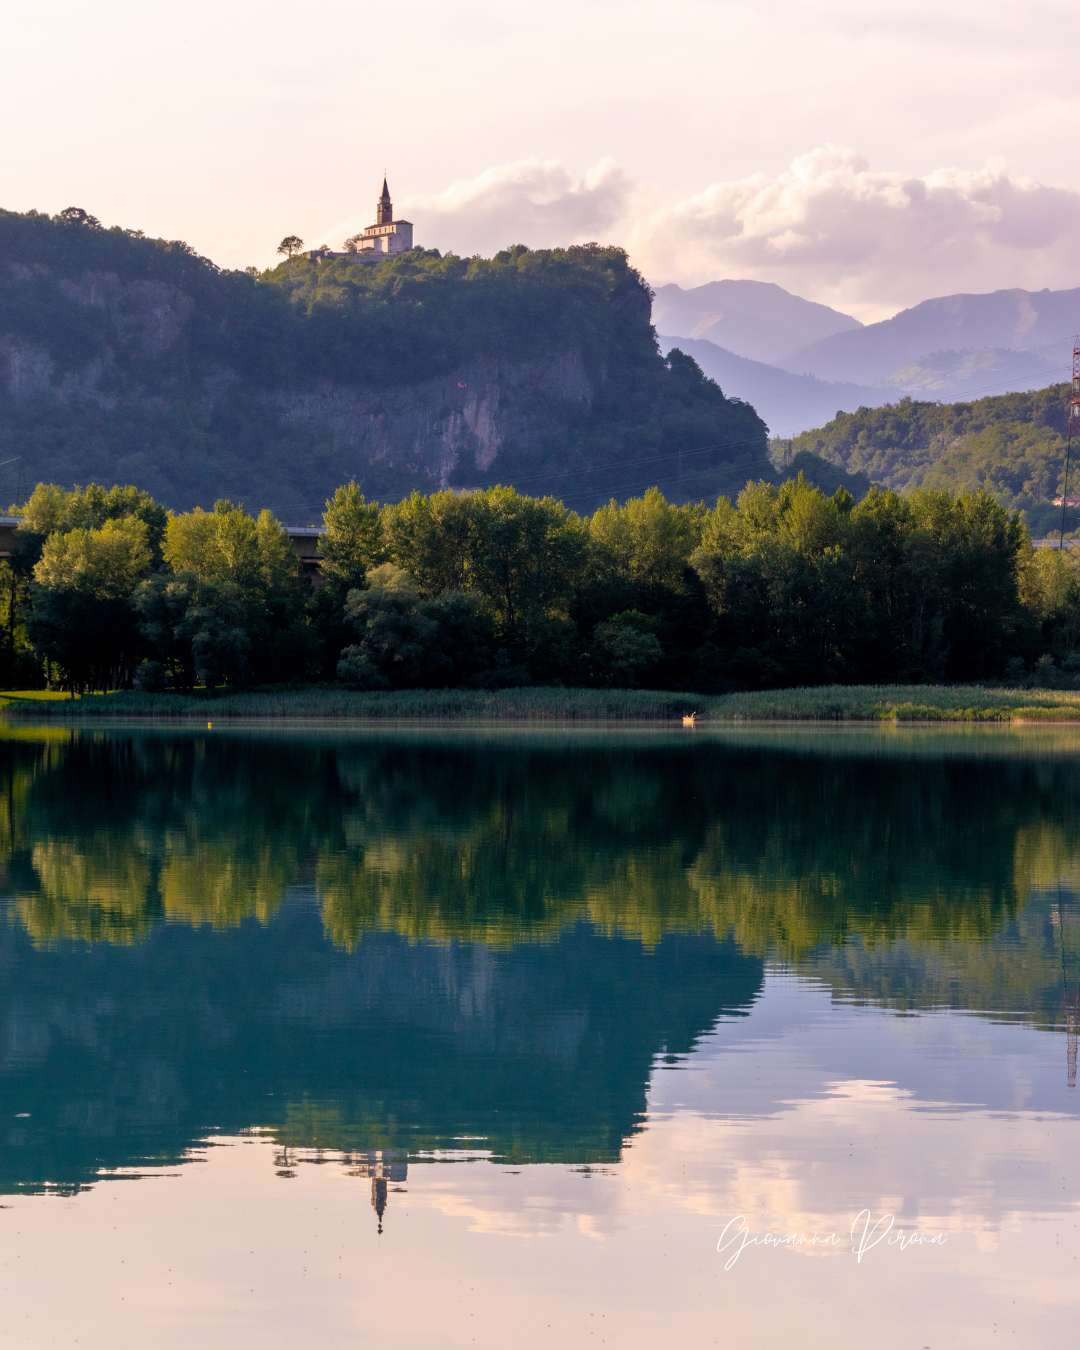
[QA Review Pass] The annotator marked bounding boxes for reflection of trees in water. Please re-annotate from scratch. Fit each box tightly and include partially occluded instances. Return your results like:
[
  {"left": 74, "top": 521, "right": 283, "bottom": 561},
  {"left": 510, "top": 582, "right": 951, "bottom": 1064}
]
[
  {"left": 4, "top": 736, "right": 303, "bottom": 943},
  {"left": 5, "top": 731, "right": 1080, "bottom": 972},
  {"left": 317, "top": 743, "right": 1080, "bottom": 958},
  {"left": 799, "top": 885, "right": 1080, "bottom": 1027},
  {"left": 20, "top": 836, "right": 157, "bottom": 944}
]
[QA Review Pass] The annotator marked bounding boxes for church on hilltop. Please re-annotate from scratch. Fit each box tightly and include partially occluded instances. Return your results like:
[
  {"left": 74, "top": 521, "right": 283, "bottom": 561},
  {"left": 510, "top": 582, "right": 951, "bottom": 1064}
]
[{"left": 308, "top": 178, "right": 414, "bottom": 264}]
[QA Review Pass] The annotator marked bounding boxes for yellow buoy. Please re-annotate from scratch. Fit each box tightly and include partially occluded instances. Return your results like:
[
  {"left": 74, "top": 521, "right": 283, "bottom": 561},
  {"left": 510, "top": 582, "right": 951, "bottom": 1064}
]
[{"left": 207, "top": 722, "right": 212, "bottom": 729}]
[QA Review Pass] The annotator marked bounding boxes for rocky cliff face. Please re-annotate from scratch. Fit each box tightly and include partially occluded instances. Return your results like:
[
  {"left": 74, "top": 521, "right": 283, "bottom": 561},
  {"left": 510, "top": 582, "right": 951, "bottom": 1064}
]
[
  {"left": 0, "top": 264, "right": 600, "bottom": 497},
  {"left": 1, "top": 267, "right": 202, "bottom": 407},
  {"left": 0, "top": 267, "right": 596, "bottom": 481},
  {"left": 275, "top": 351, "right": 593, "bottom": 487}
]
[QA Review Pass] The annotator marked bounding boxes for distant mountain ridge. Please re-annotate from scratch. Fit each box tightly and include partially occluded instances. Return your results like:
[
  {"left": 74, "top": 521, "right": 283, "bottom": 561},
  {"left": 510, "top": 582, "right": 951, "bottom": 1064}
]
[
  {"left": 652, "top": 279, "right": 862, "bottom": 366},
  {"left": 656, "top": 335, "right": 885, "bottom": 439},
  {"left": 653, "top": 279, "right": 1080, "bottom": 435},
  {"left": 781, "top": 287, "right": 1080, "bottom": 385}
]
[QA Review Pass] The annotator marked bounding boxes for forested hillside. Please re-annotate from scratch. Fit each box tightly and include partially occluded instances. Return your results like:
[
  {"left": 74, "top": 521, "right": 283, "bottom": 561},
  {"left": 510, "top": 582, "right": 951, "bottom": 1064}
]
[
  {"left": 779, "top": 384, "right": 1074, "bottom": 535},
  {"left": 0, "top": 208, "right": 770, "bottom": 516}
]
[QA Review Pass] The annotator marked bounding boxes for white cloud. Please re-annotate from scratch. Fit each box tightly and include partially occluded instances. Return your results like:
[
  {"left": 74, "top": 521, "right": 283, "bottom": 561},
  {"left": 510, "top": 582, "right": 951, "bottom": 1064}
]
[{"left": 631, "top": 147, "right": 1080, "bottom": 321}]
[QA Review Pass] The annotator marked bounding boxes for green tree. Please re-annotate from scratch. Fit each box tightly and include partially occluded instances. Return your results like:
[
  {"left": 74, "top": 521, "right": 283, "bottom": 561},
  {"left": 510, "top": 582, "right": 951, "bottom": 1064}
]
[
  {"left": 15, "top": 484, "right": 166, "bottom": 691},
  {"left": 18, "top": 483, "right": 168, "bottom": 567},
  {"left": 337, "top": 564, "right": 495, "bottom": 689},
  {"left": 1019, "top": 545, "right": 1080, "bottom": 660},
  {"left": 319, "top": 482, "right": 381, "bottom": 591},
  {"left": 589, "top": 488, "right": 704, "bottom": 590},
  {"left": 338, "top": 566, "right": 432, "bottom": 689},
  {"left": 159, "top": 501, "right": 308, "bottom": 685},
  {"left": 905, "top": 489, "right": 1027, "bottom": 679},
  {"left": 165, "top": 501, "right": 302, "bottom": 599},
  {"left": 381, "top": 490, "right": 476, "bottom": 597},
  {"left": 592, "top": 611, "right": 664, "bottom": 686},
  {"left": 465, "top": 486, "right": 588, "bottom": 651},
  {"left": 27, "top": 517, "right": 153, "bottom": 691},
  {"left": 133, "top": 572, "right": 252, "bottom": 691},
  {"left": 35, "top": 517, "right": 151, "bottom": 597},
  {"left": 692, "top": 476, "right": 1027, "bottom": 685}
]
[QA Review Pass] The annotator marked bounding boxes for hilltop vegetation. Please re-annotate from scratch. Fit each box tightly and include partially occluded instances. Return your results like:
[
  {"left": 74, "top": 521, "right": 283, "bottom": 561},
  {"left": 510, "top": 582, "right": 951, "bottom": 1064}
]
[
  {"left": 777, "top": 384, "right": 1075, "bottom": 534},
  {"left": 0, "top": 207, "right": 769, "bottom": 514}
]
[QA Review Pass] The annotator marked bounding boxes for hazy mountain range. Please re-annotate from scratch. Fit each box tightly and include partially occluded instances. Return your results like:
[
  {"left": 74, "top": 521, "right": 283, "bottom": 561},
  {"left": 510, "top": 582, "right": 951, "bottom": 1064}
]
[
  {"left": 655, "top": 280, "right": 1078, "bottom": 437},
  {"left": 652, "top": 279, "right": 861, "bottom": 365}
]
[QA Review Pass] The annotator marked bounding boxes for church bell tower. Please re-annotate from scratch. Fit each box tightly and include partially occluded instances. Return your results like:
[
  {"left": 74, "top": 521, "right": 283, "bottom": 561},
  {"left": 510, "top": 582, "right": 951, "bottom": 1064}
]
[{"left": 376, "top": 177, "right": 393, "bottom": 226}]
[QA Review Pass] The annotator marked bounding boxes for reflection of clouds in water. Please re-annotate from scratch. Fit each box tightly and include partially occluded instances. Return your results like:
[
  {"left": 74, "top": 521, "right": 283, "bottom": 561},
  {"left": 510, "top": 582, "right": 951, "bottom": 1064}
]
[
  {"left": 5, "top": 1128, "right": 1075, "bottom": 1350},
  {"left": 395, "top": 979, "right": 1080, "bottom": 1244},
  {"left": 630, "top": 1085, "right": 1080, "bottom": 1241},
  {"left": 394, "top": 1080, "right": 1080, "bottom": 1247},
  {"left": 398, "top": 1082, "right": 1080, "bottom": 1244}
]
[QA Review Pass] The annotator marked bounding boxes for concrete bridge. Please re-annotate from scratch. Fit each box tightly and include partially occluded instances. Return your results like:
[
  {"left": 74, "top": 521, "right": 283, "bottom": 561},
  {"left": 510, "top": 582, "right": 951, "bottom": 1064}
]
[{"left": 284, "top": 526, "right": 324, "bottom": 582}]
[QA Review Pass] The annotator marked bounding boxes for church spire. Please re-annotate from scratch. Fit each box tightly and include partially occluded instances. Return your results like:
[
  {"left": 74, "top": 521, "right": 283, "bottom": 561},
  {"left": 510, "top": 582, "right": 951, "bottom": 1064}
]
[{"left": 377, "top": 177, "right": 392, "bottom": 226}]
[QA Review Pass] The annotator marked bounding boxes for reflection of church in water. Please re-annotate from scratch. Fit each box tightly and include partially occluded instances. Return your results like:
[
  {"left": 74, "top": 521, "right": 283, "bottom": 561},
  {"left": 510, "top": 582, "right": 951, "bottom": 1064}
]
[
  {"left": 348, "top": 1150, "right": 408, "bottom": 1235},
  {"left": 273, "top": 1146, "right": 407, "bottom": 1233}
]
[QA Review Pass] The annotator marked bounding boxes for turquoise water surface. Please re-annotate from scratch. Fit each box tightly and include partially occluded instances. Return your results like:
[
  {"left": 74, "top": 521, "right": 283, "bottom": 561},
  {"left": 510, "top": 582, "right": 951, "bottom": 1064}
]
[{"left": 1, "top": 723, "right": 1078, "bottom": 1348}]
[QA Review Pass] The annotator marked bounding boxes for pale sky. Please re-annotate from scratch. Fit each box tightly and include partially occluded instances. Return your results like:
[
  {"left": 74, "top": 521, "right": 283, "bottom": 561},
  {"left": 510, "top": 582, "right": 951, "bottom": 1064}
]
[{"left": 2, "top": 0, "right": 1078, "bottom": 320}]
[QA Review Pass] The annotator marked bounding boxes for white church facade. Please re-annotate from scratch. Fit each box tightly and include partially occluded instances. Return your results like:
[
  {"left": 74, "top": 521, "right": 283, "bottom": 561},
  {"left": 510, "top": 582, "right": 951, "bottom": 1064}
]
[{"left": 309, "top": 178, "right": 414, "bottom": 264}]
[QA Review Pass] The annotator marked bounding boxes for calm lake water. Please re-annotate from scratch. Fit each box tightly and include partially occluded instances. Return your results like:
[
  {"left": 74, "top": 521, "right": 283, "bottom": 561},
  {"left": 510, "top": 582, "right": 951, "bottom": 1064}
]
[{"left": 1, "top": 722, "right": 1079, "bottom": 1348}]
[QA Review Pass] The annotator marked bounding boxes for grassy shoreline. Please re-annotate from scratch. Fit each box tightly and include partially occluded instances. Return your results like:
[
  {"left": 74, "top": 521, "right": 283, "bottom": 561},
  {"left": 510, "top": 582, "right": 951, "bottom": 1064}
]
[{"left": 4, "top": 684, "right": 1080, "bottom": 722}]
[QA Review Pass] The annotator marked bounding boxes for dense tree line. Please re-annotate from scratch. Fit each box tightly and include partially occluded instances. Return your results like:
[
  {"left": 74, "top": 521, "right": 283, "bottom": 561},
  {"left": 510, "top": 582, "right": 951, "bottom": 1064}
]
[{"left": 4, "top": 472, "right": 1080, "bottom": 694}]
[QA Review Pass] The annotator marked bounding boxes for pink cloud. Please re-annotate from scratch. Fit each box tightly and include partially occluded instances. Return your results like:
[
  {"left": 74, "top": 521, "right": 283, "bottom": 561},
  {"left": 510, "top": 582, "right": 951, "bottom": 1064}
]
[{"left": 632, "top": 148, "right": 1080, "bottom": 320}]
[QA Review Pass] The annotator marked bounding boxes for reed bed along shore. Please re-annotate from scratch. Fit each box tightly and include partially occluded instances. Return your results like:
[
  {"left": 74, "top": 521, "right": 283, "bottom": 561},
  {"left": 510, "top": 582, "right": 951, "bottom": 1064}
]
[
  {"left": 705, "top": 685, "right": 1080, "bottom": 721},
  {"left": 5, "top": 684, "right": 1080, "bottom": 721}
]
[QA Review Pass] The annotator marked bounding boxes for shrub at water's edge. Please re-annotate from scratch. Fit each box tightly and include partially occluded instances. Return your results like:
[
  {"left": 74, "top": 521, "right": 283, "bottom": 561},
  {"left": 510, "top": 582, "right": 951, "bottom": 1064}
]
[{"left": 10, "top": 683, "right": 1080, "bottom": 720}]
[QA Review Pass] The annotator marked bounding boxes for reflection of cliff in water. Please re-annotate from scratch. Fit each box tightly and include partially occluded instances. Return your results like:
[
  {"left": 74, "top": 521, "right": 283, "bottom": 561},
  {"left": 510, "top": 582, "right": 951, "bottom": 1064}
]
[{"left": 0, "top": 901, "right": 762, "bottom": 1194}]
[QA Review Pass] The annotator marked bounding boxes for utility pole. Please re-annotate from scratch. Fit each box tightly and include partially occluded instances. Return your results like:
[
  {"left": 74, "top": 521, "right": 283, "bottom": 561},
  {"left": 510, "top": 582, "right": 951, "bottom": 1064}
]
[
  {"left": 1058, "top": 894, "right": 1078, "bottom": 1088},
  {"left": 1059, "top": 338, "right": 1080, "bottom": 550}
]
